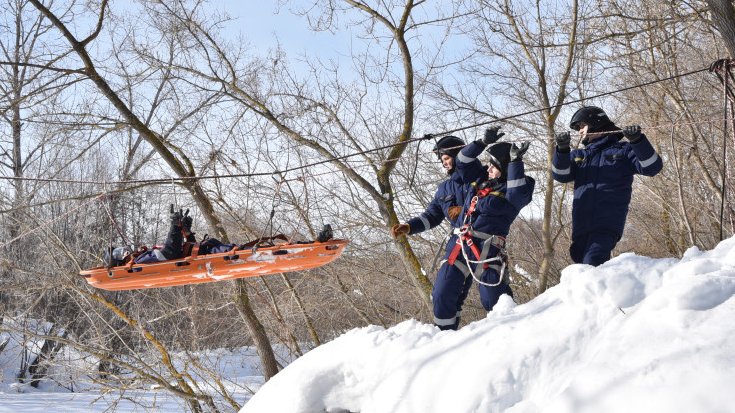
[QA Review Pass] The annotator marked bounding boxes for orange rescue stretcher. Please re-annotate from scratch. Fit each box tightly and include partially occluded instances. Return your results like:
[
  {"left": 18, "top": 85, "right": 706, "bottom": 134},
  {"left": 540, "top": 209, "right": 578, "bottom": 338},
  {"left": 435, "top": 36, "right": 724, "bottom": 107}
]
[{"left": 80, "top": 238, "right": 349, "bottom": 291}]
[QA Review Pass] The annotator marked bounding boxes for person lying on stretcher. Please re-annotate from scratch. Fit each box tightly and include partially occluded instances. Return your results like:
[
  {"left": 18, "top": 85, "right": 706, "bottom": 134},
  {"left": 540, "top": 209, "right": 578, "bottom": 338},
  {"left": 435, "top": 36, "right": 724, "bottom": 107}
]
[
  {"left": 103, "top": 206, "right": 334, "bottom": 268},
  {"left": 103, "top": 205, "right": 197, "bottom": 267}
]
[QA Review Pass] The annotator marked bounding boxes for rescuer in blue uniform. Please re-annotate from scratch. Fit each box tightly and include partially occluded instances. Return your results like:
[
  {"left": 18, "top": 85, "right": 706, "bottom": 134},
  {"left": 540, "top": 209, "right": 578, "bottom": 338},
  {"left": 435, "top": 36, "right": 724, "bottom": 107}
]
[
  {"left": 391, "top": 135, "right": 477, "bottom": 330},
  {"left": 552, "top": 106, "right": 663, "bottom": 266},
  {"left": 448, "top": 127, "right": 535, "bottom": 315},
  {"left": 391, "top": 135, "right": 469, "bottom": 238},
  {"left": 424, "top": 127, "right": 534, "bottom": 330}
]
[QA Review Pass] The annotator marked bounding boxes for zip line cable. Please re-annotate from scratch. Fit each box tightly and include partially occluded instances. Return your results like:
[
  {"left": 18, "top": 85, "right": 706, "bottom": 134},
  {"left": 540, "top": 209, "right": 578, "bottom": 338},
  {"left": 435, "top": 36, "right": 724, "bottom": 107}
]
[
  {"left": 0, "top": 64, "right": 714, "bottom": 190},
  {"left": 439, "top": 66, "right": 711, "bottom": 136},
  {"left": 0, "top": 195, "right": 103, "bottom": 250},
  {"left": 2, "top": 112, "right": 727, "bottom": 196},
  {"left": 4, "top": 113, "right": 727, "bottom": 219},
  {"left": 0, "top": 63, "right": 725, "bottom": 251},
  {"left": 0, "top": 112, "right": 729, "bottom": 217}
]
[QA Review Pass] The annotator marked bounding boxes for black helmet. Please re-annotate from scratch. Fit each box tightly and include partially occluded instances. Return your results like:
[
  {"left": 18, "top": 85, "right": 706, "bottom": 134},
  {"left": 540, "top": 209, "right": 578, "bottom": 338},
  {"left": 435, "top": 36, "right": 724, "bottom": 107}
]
[
  {"left": 432, "top": 135, "right": 465, "bottom": 159},
  {"left": 569, "top": 106, "right": 613, "bottom": 132},
  {"left": 485, "top": 142, "right": 512, "bottom": 181}
]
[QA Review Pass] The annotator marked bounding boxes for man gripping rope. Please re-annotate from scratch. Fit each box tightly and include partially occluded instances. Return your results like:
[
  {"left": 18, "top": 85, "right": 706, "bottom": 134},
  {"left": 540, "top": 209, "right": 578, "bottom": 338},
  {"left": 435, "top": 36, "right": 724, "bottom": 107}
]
[{"left": 552, "top": 106, "right": 663, "bottom": 266}]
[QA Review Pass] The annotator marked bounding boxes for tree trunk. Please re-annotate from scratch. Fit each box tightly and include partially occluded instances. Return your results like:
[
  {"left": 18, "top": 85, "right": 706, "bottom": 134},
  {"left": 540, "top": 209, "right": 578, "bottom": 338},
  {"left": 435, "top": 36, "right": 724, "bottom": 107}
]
[
  {"left": 381, "top": 195, "right": 433, "bottom": 307},
  {"left": 0, "top": 337, "right": 9, "bottom": 354},
  {"left": 29, "top": 0, "right": 280, "bottom": 382},
  {"left": 260, "top": 277, "right": 303, "bottom": 356},
  {"left": 707, "top": 0, "right": 735, "bottom": 57},
  {"left": 233, "top": 280, "right": 279, "bottom": 380},
  {"left": 29, "top": 332, "right": 66, "bottom": 388},
  {"left": 280, "top": 274, "right": 321, "bottom": 347},
  {"left": 11, "top": 81, "right": 24, "bottom": 239},
  {"left": 537, "top": 138, "right": 557, "bottom": 293}
]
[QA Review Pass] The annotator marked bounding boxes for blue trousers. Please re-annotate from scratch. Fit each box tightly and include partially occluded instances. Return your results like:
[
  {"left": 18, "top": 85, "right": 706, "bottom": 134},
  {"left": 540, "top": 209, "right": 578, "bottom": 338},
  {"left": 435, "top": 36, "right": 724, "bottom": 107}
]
[
  {"left": 570, "top": 231, "right": 620, "bottom": 266},
  {"left": 432, "top": 261, "right": 514, "bottom": 330},
  {"left": 432, "top": 261, "right": 470, "bottom": 330},
  {"left": 478, "top": 268, "right": 513, "bottom": 311}
]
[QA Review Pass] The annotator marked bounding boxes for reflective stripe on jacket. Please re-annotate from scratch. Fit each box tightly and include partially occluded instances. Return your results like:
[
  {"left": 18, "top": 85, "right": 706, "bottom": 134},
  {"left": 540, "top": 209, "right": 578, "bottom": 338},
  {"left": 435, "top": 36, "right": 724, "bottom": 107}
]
[
  {"left": 551, "top": 133, "right": 663, "bottom": 238},
  {"left": 455, "top": 140, "right": 535, "bottom": 254},
  {"left": 407, "top": 166, "right": 474, "bottom": 235}
]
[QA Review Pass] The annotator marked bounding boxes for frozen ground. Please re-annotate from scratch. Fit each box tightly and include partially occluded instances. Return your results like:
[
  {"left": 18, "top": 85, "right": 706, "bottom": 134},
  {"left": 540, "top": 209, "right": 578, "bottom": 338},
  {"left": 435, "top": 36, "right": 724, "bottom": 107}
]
[
  {"left": 2, "top": 237, "right": 734, "bottom": 413},
  {"left": 243, "top": 237, "right": 735, "bottom": 413}
]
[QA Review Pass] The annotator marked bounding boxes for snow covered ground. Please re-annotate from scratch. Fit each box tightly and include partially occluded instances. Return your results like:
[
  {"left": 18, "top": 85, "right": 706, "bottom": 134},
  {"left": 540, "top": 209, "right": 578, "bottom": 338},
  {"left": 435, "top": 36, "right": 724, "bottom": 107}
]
[
  {"left": 242, "top": 237, "right": 735, "bottom": 413},
  {"left": 1, "top": 237, "right": 734, "bottom": 412},
  {"left": 0, "top": 335, "right": 266, "bottom": 412}
]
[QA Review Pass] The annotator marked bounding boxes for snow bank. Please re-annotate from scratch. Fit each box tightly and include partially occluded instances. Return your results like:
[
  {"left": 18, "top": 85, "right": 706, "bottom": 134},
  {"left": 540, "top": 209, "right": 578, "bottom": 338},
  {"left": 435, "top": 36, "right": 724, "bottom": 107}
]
[{"left": 241, "top": 237, "right": 735, "bottom": 413}]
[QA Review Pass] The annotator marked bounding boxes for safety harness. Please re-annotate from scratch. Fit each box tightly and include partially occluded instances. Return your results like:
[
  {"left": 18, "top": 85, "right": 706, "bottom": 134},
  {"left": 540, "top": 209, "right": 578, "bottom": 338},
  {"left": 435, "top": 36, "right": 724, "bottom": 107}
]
[{"left": 446, "top": 186, "right": 509, "bottom": 287}]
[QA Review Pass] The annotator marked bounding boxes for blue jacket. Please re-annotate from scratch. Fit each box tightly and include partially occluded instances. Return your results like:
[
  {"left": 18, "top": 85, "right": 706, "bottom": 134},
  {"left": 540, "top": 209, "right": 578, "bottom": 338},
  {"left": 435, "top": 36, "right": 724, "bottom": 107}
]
[
  {"left": 407, "top": 170, "right": 469, "bottom": 234},
  {"left": 552, "top": 133, "right": 663, "bottom": 239},
  {"left": 457, "top": 141, "right": 535, "bottom": 239}
]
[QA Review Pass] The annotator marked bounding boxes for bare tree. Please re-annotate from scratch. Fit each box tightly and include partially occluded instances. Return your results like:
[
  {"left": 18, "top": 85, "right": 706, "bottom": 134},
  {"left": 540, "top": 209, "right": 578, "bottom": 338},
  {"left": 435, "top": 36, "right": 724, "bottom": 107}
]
[
  {"left": 1, "top": 3, "right": 732, "bottom": 410},
  {"left": 131, "top": 0, "right": 484, "bottom": 313},
  {"left": 28, "top": 0, "right": 281, "bottom": 383},
  {"left": 437, "top": 0, "right": 585, "bottom": 292},
  {"left": 0, "top": 0, "right": 90, "bottom": 379},
  {"left": 706, "top": 0, "right": 735, "bottom": 57},
  {"left": 598, "top": 0, "right": 733, "bottom": 252}
]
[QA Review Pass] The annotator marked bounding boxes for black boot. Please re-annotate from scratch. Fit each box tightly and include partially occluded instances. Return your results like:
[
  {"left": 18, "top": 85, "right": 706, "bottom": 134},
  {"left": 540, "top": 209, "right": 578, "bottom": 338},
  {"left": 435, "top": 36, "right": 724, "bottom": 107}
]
[{"left": 435, "top": 316, "right": 460, "bottom": 331}]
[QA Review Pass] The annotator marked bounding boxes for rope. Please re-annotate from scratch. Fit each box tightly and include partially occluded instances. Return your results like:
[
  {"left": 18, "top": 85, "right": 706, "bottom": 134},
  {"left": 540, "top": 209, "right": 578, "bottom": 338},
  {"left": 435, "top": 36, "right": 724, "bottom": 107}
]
[
  {"left": 0, "top": 112, "right": 731, "bottom": 218},
  {"left": 421, "top": 116, "right": 735, "bottom": 158},
  {"left": 439, "top": 66, "right": 711, "bottom": 136},
  {"left": 458, "top": 237, "right": 506, "bottom": 288},
  {"left": 0, "top": 111, "right": 735, "bottom": 219},
  {"left": 710, "top": 59, "right": 735, "bottom": 241},
  {"left": 428, "top": 226, "right": 453, "bottom": 276},
  {"left": 0, "top": 195, "right": 103, "bottom": 250},
  {"left": 171, "top": 178, "right": 178, "bottom": 210},
  {"left": 100, "top": 185, "right": 133, "bottom": 247},
  {"left": 0, "top": 113, "right": 725, "bottom": 190},
  {"left": 0, "top": 65, "right": 712, "bottom": 189},
  {"left": 252, "top": 176, "right": 285, "bottom": 253},
  {"left": 454, "top": 197, "right": 507, "bottom": 288}
]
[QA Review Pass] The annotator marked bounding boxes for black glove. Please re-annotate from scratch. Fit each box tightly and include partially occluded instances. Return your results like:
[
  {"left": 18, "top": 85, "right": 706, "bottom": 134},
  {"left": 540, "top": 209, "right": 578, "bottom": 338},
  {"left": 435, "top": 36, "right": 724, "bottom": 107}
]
[
  {"left": 483, "top": 126, "right": 505, "bottom": 145},
  {"left": 622, "top": 125, "right": 642, "bottom": 143},
  {"left": 555, "top": 132, "right": 571, "bottom": 152},
  {"left": 181, "top": 209, "right": 192, "bottom": 229},
  {"left": 422, "top": 133, "right": 434, "bottom": 140},
  {"left": 317, "top": 224, "right": 333, "bottom": 242},
  {"left": 181, "top": 209, "right": 194, "bottom": 239},
  {"left": 510, "top": 141, "right": 530, "bottom": 162},
  {"left": 170, "top": 204, "right": 183, "bottom": 227}
]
